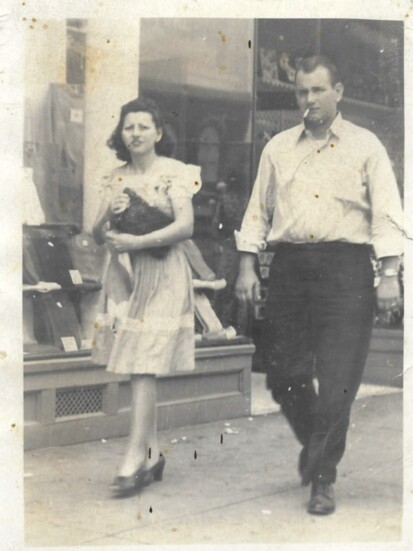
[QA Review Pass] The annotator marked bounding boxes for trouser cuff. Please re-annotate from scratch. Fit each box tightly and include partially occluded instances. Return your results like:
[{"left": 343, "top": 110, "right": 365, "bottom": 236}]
[{"left": 312, "top": 469, "right": 336, "bottom": 484}]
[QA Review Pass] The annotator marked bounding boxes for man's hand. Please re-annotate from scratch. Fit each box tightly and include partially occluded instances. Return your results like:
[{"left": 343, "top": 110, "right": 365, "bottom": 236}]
[
  {"left": 376, "top": 275, "right": 401, "bottom": 313},
  {"left": 235, "top": 271, "right": 260, "bottom": 305},
  {"left": 235, "top": 253, "right": 260, "bottom": 305}
]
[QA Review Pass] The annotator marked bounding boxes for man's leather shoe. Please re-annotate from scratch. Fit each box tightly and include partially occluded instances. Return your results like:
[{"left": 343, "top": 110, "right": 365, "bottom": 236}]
[{"left": 307, "top": 482, "right": 335, "bottom": 515}]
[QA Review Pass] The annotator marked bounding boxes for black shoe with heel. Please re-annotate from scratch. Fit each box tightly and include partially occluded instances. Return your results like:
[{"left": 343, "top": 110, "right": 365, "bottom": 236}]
[
  {"left": 110, "top": 454, "right": 166, "bottom": 497},
  {"left": 146, "top": 453, "right": 166, "bottom": 482},
  {"left": 110, "top": 465, "right": 148, "bottom": 496}
]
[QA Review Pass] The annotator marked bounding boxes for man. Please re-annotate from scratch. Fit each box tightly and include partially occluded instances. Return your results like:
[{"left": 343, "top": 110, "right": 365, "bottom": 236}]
[{"left": 235, "top": 55, "right": 403, "bottom": 515}]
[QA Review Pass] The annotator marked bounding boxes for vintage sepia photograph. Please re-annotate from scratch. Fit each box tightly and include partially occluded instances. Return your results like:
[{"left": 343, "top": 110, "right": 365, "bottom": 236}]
[{"left": 1, "top": 1, "right": 412, "bottom": 549}]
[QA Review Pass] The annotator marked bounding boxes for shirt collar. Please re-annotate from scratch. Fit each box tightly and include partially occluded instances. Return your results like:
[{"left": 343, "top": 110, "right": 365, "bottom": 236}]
[{"left": 296, "top": 112, "right": 344, "bottom": 144}]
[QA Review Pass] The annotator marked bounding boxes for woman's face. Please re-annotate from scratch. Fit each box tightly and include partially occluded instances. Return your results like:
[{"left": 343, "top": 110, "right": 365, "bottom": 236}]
[{"left": 121, "top": 111, "right": 162, "bottom": 157}]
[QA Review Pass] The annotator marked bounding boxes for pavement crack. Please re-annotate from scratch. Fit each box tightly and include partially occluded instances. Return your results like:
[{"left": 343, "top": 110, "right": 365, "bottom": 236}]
[{"left": 106, "top": 484, "right": 303, "bottom": 538}]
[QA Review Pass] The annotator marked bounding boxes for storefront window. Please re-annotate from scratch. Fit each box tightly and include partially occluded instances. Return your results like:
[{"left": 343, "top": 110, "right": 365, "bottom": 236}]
[
  {"left": 254, "top": 19, "right": 404, "bottom": 334},
  {"left": 139, "top": 18, "right": 255, "bottom": 330},
  {"left": 24, "top": 19, "right": 87, "bottom": 226},
  {"left": 23, "top": 18, "right": 403, "bottom": 361}
]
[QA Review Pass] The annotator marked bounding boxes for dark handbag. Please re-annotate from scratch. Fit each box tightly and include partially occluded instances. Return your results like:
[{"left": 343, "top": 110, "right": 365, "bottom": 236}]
[
  {"left": 22, "top": 232, "right": 42, "bottom": 284},
  {"left": 111, "top": 187, "right": 173, "bottom": 258},
  {"left": 32, "top": 291, "right": 82, "bottom": 350},
  {"left": 24, "top": 226, "right": 77, "bottom": 287}
]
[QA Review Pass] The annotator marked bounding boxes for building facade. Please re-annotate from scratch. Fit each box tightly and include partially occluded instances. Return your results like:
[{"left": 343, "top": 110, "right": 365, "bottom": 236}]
[{"left": 22, "top": 18, "right": 403, "bottom": 449}]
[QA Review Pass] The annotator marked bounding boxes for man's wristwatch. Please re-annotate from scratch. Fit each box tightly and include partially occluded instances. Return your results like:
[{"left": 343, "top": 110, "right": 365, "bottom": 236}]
[{"left": 380, "top": 268, "right": 399, "bottom": 277}]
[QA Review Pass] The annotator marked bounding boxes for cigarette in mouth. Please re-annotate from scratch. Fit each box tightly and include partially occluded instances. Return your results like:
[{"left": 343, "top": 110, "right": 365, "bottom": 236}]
[{"left": 303, "top": 108, "right": 310, "bottom": 118}]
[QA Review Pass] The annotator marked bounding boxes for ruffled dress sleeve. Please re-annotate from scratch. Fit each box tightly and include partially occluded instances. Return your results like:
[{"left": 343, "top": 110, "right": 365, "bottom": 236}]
[
  {"left": 165, "top": 162, "right": 202, "bottom": 199},
  {"left": 96, "top": 169, "right": 122, "bottom": 207}
]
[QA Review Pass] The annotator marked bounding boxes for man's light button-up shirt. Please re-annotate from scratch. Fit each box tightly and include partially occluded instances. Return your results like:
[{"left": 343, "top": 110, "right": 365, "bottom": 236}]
[{"left": 235, "top": 113, "right": 403, "bottom": 259}]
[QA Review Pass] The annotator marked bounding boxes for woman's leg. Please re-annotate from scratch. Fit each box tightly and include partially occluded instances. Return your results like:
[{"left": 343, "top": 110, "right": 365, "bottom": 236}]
[{"left": 117, "top": 374, "right": 161, "bottom": 477}]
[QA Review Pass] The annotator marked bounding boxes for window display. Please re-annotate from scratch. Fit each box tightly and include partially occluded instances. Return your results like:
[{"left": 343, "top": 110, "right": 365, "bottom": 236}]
[
  {"left": 139, "top": 18, "right": 254, "bottom": 333},
  {"left": 23, "top": 224, "right": 104, "bottom": 358},
  {"left": 23, "top": 18, "right": 403, "bottom": 364},
  {"left": 253, "top": 19, "right": 404, "bottom": 348}
]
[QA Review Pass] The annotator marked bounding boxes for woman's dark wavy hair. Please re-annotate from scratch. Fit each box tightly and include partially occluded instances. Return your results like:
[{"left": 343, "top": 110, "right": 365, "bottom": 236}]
[{"left": 107, "top": 97, "right": 175, "bottom": 162}]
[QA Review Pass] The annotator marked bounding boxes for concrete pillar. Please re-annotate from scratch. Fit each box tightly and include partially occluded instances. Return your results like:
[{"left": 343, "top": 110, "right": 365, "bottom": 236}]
[{"left": 83, "top": 18, "right": 140, "bottom": 231}]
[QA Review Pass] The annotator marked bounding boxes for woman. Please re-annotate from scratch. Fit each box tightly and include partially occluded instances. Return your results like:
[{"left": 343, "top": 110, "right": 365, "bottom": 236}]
[{"left": 92, "top": 98, "right": 201, "bottom": 495}]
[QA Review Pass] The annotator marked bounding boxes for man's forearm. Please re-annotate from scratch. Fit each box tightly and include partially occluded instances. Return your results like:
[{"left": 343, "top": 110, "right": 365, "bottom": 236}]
[{"left": 239, "top": 252, "right": 258, "bottom": 274}]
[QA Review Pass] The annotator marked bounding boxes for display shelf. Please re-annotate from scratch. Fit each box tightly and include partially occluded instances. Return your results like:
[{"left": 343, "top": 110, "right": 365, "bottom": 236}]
[
  {"left": 24, "top": 347, "right": 91, "bottom": 363},
  {"left": 257, "top": 79, "right": 295, "bottom": 93},
  {"left": 23, "top": 280, "right": 102, "bottom": 296},
  {"left": 23, "top": 222, "right": 81, "bottom": 235},
  {"left": 195, "top": 335, "right": 252, "bottom": 348},
  {"left": 341, "top": 95, "right": 400, "bottom": 114},
  {"left": 23, "top": 338, "right": 255, "bottom": 369},
  {"left": 23, "top": 223, "right": 104, "bottom": 360},
  {"left": 256, "top": 78, "right": 401, "bottom": 115}
]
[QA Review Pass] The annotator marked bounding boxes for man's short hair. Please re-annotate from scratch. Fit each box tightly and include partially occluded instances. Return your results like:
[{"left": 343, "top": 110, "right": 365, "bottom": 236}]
[{"left": 295, "top": 55, "right": 341, "bottom": 86}]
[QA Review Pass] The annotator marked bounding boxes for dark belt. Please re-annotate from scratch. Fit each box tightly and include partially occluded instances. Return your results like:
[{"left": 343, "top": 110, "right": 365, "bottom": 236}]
[{"left": 269, "top": 241, "right": 373, "bottom": 253}]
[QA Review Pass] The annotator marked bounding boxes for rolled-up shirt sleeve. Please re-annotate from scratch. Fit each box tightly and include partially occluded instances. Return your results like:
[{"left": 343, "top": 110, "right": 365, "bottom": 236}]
[
  {"left": 235, "top": 145, "right": 275, "bottom": 254},
  {"left": 367, "top": 138, "right": 404, "bottom": 259}
]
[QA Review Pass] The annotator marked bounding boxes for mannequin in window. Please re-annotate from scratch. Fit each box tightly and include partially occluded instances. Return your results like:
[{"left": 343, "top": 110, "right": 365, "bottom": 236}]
[
  {"left": 197, "top": 123, "right": 221, "bottom": 186},
  {"left": 193, "top": 117, "right": 247, "bottom": 330},
  {"left": 22, "top": 141, "right": 46, "bottom": 226}
]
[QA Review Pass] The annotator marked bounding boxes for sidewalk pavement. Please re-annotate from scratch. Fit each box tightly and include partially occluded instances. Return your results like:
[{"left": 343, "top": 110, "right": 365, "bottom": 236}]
[{"left": 24, "top": 374, "right": 403, "bottom": 547}]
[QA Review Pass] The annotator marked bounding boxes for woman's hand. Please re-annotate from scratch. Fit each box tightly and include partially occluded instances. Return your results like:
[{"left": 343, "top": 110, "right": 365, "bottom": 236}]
[
  {"left": 105, "top": 230, "right": 143, "bottom": 253},
  {"left": 110, "top": 192, "right": 130, "bottom": 215}
]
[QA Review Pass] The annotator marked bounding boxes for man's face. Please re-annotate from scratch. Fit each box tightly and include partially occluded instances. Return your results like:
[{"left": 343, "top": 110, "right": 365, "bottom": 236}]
[{"left": 295, "top": 66, "right": 343, "bottom": 129}]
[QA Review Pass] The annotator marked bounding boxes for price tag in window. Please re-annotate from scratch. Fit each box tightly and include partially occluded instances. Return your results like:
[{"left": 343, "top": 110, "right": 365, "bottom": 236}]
[
  {"left": 69, "top": 270, "right": 83, "bottom": 285},
  {"left": 61, "top": 337, "right": 79, "bottom": 352}
]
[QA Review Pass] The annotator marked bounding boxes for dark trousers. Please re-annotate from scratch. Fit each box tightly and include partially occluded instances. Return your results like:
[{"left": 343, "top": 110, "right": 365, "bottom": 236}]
[{"left": 263, "top": 242, "right": 375, "bottom": 484}]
